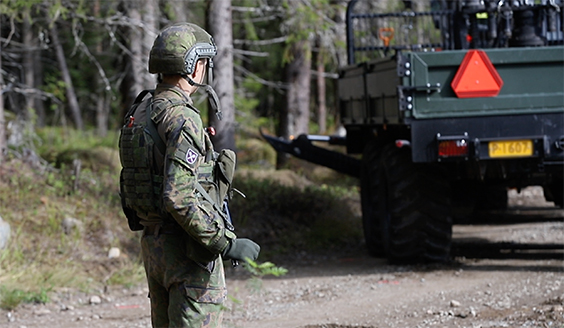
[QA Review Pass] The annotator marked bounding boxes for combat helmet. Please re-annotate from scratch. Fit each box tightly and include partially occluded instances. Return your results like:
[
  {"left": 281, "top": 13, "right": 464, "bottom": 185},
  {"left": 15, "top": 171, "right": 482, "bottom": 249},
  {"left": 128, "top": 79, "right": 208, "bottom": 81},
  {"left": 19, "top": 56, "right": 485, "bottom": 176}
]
[
  {"left": 149, "top": 23, "right": 217, "bottom": 76},
  {"left": 149, "top": 23, "right": 222, "bottom": 120}
]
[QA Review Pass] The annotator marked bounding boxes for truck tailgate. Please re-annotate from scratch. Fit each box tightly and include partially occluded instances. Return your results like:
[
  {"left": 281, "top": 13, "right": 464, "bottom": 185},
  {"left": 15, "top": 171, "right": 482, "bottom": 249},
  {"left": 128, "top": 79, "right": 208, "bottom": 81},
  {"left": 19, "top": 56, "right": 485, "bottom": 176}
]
[{"left": 405, "top": 46, "right": 564, "bottom": 119}]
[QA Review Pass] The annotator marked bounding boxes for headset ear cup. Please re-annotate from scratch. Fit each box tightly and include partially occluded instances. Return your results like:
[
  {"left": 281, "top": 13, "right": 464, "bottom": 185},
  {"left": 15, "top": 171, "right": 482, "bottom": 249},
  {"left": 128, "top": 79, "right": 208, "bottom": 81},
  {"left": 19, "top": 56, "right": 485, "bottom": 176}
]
[{"left": 184, "top": 49, "right": 196, "bottom": 75}]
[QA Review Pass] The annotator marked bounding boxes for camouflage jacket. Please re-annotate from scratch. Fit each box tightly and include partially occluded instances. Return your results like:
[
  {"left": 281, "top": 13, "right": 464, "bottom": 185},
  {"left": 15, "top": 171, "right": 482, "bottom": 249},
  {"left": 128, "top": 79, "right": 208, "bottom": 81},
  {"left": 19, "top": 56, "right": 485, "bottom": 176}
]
[{"left": 151, "top": 83, "right": 232, "bottom": 257}]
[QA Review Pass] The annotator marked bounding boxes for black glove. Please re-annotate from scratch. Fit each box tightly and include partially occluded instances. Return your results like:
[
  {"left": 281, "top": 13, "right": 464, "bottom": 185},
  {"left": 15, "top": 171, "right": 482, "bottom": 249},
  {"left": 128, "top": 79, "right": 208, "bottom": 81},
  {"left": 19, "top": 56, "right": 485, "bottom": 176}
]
[{"left": 222, "top": 238, "right": 260, "bottom": 262}]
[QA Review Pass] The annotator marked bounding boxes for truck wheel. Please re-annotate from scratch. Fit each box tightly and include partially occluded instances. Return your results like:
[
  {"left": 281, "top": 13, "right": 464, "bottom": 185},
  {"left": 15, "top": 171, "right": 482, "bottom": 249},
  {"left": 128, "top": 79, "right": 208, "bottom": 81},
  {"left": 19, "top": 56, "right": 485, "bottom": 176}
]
[
  {"left": 376, "top": 144, "right": 453, "bottom": 264},
  {"left": 360, "top": 140, "right": 385, "bottom": 256}
]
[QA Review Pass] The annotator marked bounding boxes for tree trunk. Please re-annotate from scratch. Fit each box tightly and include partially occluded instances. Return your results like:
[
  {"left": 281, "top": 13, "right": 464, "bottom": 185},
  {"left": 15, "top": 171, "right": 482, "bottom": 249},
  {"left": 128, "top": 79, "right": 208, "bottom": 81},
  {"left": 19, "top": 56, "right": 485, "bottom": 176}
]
[
  {"left": 167, "top": 1, "right": 188, "bottom": 23},
  {"left": 23, "top": 18, "right": 34, "bottom": 122},
  {"left": 0, "top": 39, "right": 5, "bottom": 163},
  {"left": 316, "top": 52, "right": 326, "bottom": 134},
  {"left": 142, "top": 0, "right": 158, "bottom": 81},
  {"left": 334, "top": 1, "right": 348, "bottom": 129},
  {"left": 50, "top": 23, "right": 84, "bottom": 129},
  {"left": 277, "top": 39, "right": 311, "bottom": 168},
  {"left": 22, "top": 12, "right": 45, "bottom": 126},
  {"left": 120, "top": 0, "right": 157, "bottom": 116},
  {"left": 207, "top": 0, "right": 236, "bottom": 151},
  {"left": 284, "top": 40, "right": 311, "bottom": 138},
  {"left": 33, "top": 32, "right": 46, "bottom": 127},
  {"left": 94, "top": 0, "right": 109, "bottom": 136}
]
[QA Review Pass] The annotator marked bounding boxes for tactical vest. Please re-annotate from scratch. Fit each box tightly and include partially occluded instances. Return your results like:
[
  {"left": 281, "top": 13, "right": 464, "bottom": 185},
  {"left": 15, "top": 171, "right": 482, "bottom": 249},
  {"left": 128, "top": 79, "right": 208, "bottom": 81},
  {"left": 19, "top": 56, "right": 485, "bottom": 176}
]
[{"left": 118, "top": 90, "right": 236, "bottom": 233}]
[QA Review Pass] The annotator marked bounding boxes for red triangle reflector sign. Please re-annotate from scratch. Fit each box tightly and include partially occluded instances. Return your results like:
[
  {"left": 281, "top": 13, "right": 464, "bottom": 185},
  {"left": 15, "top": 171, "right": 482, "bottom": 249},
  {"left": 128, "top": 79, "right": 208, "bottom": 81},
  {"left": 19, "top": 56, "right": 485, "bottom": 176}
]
[{"left": 451, "top": 50, "right": 503, "bottom": 98}]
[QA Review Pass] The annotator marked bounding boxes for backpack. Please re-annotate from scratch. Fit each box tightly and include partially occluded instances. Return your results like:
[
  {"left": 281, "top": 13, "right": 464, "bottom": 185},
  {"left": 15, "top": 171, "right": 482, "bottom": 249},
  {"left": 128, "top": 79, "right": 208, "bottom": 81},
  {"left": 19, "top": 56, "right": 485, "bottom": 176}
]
[
  {"left": 118, "top": 90, "right": 163, "bottom": 231},
  {"left": 118, "top": 90, "right": 237, "bottom": 234}
]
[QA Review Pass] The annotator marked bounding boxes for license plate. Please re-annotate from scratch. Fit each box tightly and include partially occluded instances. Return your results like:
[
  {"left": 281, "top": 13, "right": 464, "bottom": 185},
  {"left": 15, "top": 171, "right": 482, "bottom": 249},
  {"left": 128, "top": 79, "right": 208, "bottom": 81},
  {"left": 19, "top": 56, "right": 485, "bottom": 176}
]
[{"left": 488, "top": 139, "right": 533, "bottom": 158}]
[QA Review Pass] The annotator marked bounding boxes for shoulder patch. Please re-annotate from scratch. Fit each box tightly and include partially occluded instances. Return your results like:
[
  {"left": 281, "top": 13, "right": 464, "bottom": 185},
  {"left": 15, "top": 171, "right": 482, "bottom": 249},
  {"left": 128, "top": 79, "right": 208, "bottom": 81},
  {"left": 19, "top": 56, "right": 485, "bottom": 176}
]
[{"left": 185, "top": 148, "right": 199, "bottom": 166}]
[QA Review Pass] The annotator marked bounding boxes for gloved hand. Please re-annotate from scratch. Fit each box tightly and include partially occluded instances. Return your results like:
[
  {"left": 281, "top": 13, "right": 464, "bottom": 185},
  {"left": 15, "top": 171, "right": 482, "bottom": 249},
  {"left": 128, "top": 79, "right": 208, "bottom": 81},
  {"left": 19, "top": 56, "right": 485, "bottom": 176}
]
[{"left": 222, "top": 238, "right": 260, "bottom": 262}]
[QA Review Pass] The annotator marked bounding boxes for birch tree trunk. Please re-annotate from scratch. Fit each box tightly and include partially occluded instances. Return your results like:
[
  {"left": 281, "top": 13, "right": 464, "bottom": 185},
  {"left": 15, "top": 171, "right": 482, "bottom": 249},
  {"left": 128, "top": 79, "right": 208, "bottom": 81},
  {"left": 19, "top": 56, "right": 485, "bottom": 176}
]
[
  {"left": 207, "top": 0, "right": 236, "bottom": 151},
  {"left": 50, "top": 23, "right": 83, "bottom": 129}
]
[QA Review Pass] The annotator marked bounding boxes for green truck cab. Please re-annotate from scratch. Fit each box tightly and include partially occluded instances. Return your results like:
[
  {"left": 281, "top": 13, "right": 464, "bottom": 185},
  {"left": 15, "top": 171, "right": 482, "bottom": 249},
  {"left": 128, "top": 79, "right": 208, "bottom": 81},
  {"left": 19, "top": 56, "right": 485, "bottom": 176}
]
[{"left": 264, "top": 0, "right": 564, "bottom": 264}]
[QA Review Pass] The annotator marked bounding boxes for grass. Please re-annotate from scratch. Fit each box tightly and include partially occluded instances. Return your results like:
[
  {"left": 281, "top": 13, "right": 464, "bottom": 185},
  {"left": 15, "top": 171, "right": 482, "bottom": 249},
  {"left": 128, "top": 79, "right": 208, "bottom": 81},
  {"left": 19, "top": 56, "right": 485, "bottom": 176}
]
[
  {"left": 0, "top": 126, "right": 363, "bottom": 310},
  {"left": 0, "top": 286, "right": 51, "bottom": 311}
]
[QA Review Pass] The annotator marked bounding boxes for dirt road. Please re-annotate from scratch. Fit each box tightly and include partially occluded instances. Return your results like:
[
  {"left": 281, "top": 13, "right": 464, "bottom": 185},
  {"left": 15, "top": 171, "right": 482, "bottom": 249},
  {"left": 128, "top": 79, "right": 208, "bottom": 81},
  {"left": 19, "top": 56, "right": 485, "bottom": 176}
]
[{"left": 2, "top": 188, "right": 563, "bottom": 328}]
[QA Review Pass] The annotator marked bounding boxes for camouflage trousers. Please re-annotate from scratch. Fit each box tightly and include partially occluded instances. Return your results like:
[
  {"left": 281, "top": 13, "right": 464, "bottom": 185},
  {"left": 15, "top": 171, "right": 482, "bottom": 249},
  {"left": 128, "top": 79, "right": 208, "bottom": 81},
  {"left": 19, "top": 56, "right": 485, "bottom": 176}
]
[{"left": 141, "top": 233, "right": 227, "bottom": 328}]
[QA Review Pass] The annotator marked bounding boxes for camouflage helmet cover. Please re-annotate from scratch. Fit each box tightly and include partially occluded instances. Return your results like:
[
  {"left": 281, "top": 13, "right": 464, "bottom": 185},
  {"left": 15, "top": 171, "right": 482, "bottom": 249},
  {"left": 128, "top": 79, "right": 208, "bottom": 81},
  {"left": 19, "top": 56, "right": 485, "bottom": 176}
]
[{"left": 148, "top": 23, "right": 216, "bottom": 75}]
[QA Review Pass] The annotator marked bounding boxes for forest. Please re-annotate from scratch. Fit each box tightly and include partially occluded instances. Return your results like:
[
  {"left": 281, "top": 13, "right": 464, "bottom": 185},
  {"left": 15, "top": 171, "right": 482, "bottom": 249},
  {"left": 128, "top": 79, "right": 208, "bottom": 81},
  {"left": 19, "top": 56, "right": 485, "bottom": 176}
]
[{"left": 0, "top": 0, "right": 364, "bottom": 160}]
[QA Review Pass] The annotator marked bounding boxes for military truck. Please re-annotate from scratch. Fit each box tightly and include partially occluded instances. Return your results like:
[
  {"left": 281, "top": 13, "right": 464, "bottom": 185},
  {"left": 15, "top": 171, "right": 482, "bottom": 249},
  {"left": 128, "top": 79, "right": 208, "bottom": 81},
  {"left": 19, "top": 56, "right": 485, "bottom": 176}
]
[{"left": 262, "top": 0, "right": 564, "bottom": 264}]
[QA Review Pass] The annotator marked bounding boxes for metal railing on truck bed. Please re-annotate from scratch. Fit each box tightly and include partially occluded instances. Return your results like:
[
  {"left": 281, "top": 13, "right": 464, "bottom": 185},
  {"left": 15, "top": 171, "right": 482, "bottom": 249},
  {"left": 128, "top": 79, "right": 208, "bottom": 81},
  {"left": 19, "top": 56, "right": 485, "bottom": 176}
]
[{"left": 346, "top": 0, "right": 564, "bottom": 65}]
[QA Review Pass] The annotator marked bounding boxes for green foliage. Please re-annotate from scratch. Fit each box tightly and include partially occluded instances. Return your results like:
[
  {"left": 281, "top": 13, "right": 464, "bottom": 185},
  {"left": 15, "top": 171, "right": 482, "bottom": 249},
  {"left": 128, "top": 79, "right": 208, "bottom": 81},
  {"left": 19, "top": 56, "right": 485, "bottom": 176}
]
[
  {"left": 242, "top": 259, "right": 288, "bottom": 294},
  {"left": 0, "top": 286, "right": 52, "bottom": 311},
  {"left": 42, "top": 75, "right": 67, "bottom": 107},
  {"left": 244, "top": 259, "right": 288, "bottom": 278},
  {"left": 235, "top": 77, "right": 262, "bottom": 115},
  {"left": 282, "top": 0, "right": 334, "bottom": 63},
  {"left": 36, "top": 127, "right": 120, "bottom": 170},
  {"left": 0, "top": 0, "right": 42, "bottom": 21}
]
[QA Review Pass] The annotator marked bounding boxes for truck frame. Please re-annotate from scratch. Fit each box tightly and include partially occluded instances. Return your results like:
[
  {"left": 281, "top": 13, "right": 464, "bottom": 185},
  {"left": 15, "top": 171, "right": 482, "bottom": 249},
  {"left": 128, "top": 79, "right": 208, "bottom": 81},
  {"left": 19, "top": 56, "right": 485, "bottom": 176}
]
[{"left": 263, "top": 0, "right": 564, "bottom": 264}]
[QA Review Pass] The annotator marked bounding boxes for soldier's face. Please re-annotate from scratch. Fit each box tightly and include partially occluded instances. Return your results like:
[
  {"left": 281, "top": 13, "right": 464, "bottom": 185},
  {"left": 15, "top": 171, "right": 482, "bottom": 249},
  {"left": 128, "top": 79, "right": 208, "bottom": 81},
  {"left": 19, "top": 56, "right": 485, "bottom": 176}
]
[{"left": 193, "top": 59, "right": 208, "bottom": 85}]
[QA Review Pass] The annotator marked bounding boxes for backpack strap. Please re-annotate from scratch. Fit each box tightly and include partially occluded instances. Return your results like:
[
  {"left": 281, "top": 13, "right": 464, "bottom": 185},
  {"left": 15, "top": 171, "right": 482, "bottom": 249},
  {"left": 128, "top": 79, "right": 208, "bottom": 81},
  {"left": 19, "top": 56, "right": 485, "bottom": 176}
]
[
  {"left": 145, "top": 111, "right": 166, "bottom": 156},
  {"left": 146, "top": 97, "right": 191, "bottom": 155},
  {"left": 123, "top": 89, "right": 154, "bottom": 124}
]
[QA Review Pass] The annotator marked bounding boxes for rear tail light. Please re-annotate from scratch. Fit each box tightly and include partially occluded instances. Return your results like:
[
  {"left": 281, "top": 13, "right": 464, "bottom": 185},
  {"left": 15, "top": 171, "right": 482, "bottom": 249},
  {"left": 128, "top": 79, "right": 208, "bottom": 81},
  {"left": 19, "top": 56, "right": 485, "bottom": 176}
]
[
  {"left": 438, "top": 140, "right": 468, "bottom": 157},
  {"left": 437, "top": 133, "right": 470, "bottom": 159}
]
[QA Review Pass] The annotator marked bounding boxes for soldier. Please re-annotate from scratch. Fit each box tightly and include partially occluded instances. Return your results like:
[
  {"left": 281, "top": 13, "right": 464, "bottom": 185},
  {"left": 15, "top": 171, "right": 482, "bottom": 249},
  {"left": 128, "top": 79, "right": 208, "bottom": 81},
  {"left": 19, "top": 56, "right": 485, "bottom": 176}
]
[{"left": 120, "top": 23, "right": 260, "bottom": 327}]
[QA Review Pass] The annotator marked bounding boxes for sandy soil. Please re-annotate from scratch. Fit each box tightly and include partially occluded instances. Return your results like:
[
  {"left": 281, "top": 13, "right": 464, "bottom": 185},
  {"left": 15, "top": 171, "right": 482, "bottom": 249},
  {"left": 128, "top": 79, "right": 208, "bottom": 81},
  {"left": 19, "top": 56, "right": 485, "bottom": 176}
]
[{"left": 2, "top": 187, "right": 563, "bottom": 328}]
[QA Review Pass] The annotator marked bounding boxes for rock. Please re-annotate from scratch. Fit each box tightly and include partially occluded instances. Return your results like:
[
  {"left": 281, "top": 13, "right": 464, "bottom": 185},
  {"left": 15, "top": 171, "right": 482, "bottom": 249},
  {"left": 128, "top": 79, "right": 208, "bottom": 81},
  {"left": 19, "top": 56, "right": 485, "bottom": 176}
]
[
  {"left": 6, "top": 311, "right": 14, "bottom": 322},
  {"left": 33, "top": 308, "right": 51, "bottom": 316},
  {"left": 62, "top": 217, "right": 84, "bottom": 235},
  {"left": 0, "top": 216, "right": 11, "bottom": 249},
  {"left": 89, "top": 295, "right": 102, "bottom": 305},
  {"left": 552, "top": 305, "right": 564, "bottom": 313},
  {"left": 60, "top": 304, "right": 74, "bottom": 311},
  {"left": 450, "top": 300, "right": 461, "bottom": 307},
  {"left": 108, "top": 247, "right": 121, "bottom": 259}
]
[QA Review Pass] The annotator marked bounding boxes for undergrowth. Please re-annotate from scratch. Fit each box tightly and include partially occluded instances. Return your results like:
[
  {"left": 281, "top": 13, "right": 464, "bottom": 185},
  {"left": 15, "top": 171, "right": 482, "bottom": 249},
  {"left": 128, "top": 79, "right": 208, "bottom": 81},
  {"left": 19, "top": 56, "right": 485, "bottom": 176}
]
[{"left": 0, "top": 127, "right": 362, "bottom": 310}]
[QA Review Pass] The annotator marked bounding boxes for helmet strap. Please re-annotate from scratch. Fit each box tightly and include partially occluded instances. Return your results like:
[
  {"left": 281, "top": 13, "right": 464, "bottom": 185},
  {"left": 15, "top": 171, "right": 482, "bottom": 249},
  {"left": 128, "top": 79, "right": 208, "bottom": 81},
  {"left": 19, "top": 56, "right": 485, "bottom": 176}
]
[{"left": 183, "top": 76, "right": 223, "bottom": 121}]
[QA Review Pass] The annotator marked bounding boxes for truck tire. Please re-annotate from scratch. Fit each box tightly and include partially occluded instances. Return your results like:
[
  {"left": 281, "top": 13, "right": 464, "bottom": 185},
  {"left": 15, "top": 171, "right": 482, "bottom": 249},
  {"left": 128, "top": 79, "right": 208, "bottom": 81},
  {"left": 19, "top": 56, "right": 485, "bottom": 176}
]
[
  {"left": 360, "top": 140, "right": 385, "bottom": 256},
  {"left": 375, "top": 144, "right": 452, "bottom": 264}
]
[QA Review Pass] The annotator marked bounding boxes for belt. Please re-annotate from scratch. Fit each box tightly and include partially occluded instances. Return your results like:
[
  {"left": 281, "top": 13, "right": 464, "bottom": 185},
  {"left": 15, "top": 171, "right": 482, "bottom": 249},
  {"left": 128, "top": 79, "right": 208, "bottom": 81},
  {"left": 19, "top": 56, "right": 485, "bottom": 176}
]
[{"left": 144, "top": 223, "right": 184, "bottom": 236}]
